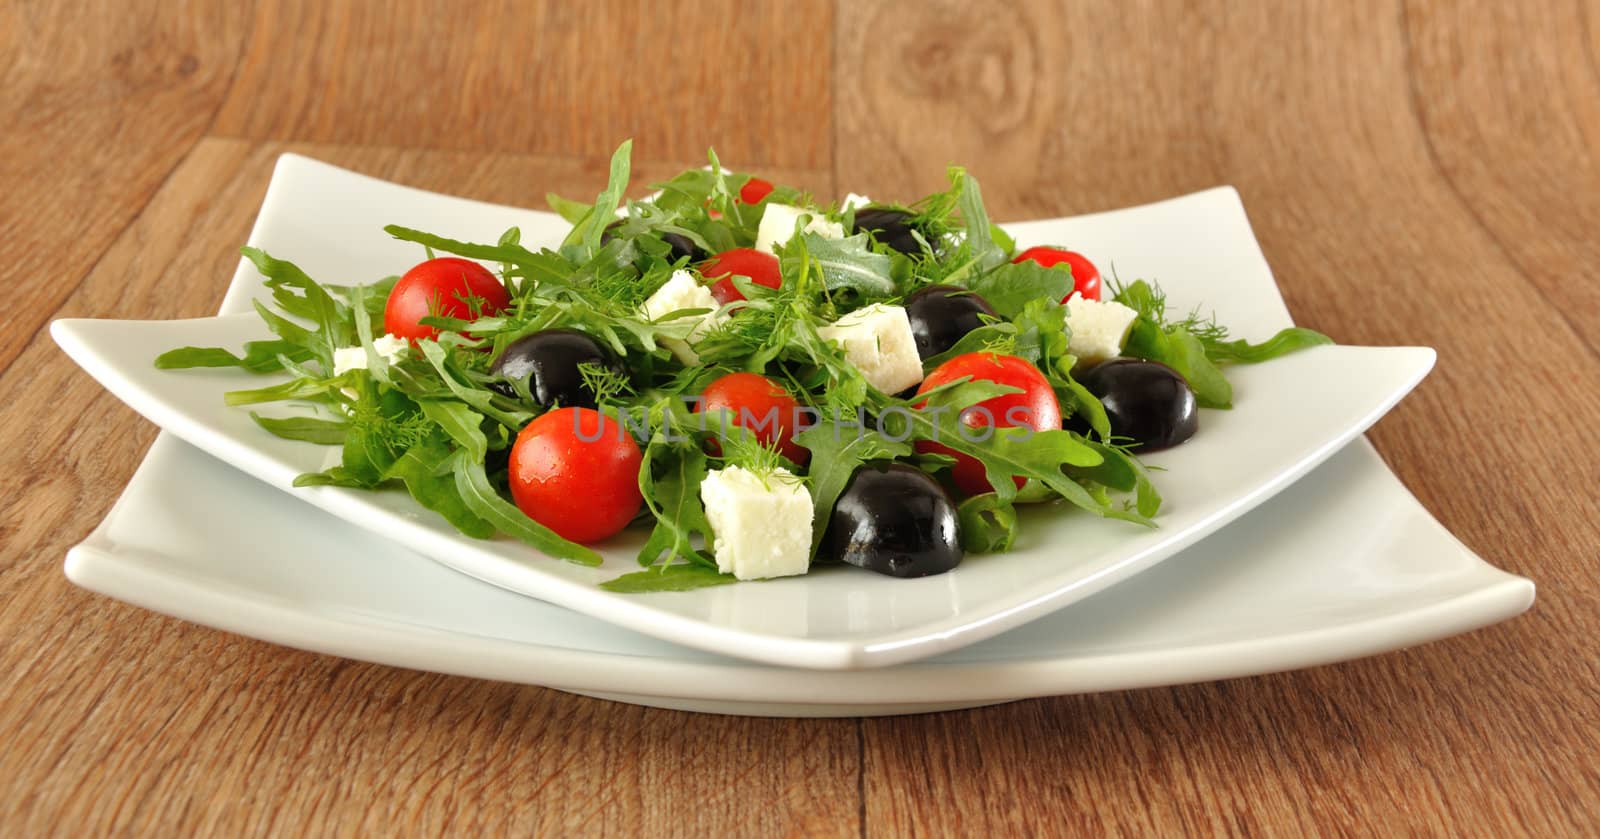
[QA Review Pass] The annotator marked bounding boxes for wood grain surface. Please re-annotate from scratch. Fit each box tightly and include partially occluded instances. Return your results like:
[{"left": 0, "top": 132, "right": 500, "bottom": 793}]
[{"left": 3, "top": 0, "right": 1598, "bottom": 834}]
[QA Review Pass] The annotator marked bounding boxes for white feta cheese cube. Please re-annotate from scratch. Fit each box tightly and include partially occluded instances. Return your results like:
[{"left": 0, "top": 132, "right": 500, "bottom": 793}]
[
  {"left": 699, "top": 465, "right": 814, "bottom": 581},
  {"left": 841, "top": 193, "right": 874, "bottom": 211},
  {"left": 755, "top": 203, "right": 846, "bottom": 254},
  {"left": 332, "top": 333, "right": 409, "bottom": 376},
  {"left": 1064, "top": 292, "right": 1139, "bottom": 368},
  {"left": 816, "top": 303, "right": 925, "bottom": 394},
  {"left": 642, "top": 269, "right": 725, "bottom": 365}
]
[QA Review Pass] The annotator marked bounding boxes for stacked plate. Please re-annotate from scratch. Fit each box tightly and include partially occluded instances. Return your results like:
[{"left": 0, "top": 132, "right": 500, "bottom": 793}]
[{"left": 52, "top": 156, "right": 1534, "bottom": 716}]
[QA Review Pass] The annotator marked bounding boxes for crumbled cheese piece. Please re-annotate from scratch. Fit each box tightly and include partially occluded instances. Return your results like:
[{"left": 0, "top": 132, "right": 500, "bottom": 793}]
[
  {"left": 841, "top": 193, "right": 874, "bottom": 211},
  {"left": 755, "top": 203, "right": 846, "bottom": 253},
  {"left": 1064, "top": 292, "right": 1139, "bottom": 368},
  {"left": 332, "top": 333, "right": 409, "bottom": 376},
  {"left": 641, "top": 269, "right": 725, "bottom": 365},
  {"left": 816, "top": 303, "right": 925, "bottom": 394},
  {"left": 699, "top": 465, "right": 813, "bottom": 581}
]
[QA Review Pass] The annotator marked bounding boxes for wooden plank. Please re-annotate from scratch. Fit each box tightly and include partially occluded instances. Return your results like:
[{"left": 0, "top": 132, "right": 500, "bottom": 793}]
[
  {"left": 837, "top": 1, "right": 1600, "bottom": 833},
  {"left": 211, "top": 0, "right": 835, "bottom": 171},
  {"left": 0, "top": 139, "right": 851, "bottom": 835},
  {"left": 1403, "top": 0, "right": 1600, "bottom": 351},
  {"left": 0, "top": 1, "right": 252, "bottom": 374}
]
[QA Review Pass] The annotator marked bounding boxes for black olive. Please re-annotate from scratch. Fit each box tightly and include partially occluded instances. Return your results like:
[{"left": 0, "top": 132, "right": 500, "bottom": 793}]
[
  {"left": 824, "top": 463, "right": 963, "bottom": 578},
  {"left": 851, "top": 208, "right": 925, "bottom": 255},
  {"left": 489, "top": 329, "right": 623, "bottom": 409},
  {"left": 903, "top": 285, "right": 998, "bottom": 360},
  {"left": 601, "top": 220, "right": 705, "bottom": 263},
  {"left": 660, "top": 232, "right": 707, "bottom": 263},
  {"left": 1077, "top": 359, "right": 1199, "bottom": 451}
]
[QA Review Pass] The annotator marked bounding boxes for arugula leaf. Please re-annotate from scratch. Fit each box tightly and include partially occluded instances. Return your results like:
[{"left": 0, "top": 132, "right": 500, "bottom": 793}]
[
  {"left": 966, "top": 261, "right": 1073, "bottom": 320},
  {"left": 954, "top": 169, "right": 1007, "bottom": 274},
  {"left": 385, "top": 433, "right": 496, "bottom": 538},
  {"left": 957, "top": 493, "right": 1018, "bottom": 553},
  {"left": 546, "top": 192, "right": 593, "bottom": 225},
  {"left": 1203, "top": 327, "right": 1333, "bottom": 364},
  {"left": 901, "top": 380, "right": 1150, "bottom": 523},
  {"left": 415, "top": 340, "right": 532, "bottom": 429},
  {"left": 1112, "top": 278, "right": 1331, "bottom": 407},
  {"left": 1121, "top": 318, "right": 1233, "bottom": 409},
  {"left": 250, "top": 413, "right": 347, "bottom": 445},
  {"left": 1065, "top": 439, "right": 1162, "bottom": 518},
  {"left": 601, "top": 564, "right": 737, "bottom": 593},
  {"left": 223, "top": 376, "right": 340, "bottom": 407},
  {"left": 450, "top": 452, "right": 602, "bottom": 566},
  {"left": 384, "top": 224, "right": 546, "bottom": 270},
  {"left": 635, "top": 433, "right": 717, "bottom": 569},
  {"left": 241, "top": 247, "right": 350, "bottom": 368},
  {"left": 794, "top": 422, "right": 914, "bottom": 554},
  {"left": 417, "top": 399, "right": 489, "bottom": 462},
  {"left": 568, "top": 140, "right": 634, "bottom": 259},
  {"left": 785, "top": 232, "right": 895, "bottom": 297},
  {"left": 155, "top": 340, "right": 315, "bottom": 373}
]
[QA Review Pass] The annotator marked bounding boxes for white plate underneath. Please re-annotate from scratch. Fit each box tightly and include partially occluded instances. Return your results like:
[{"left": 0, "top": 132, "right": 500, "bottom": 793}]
[{"left": 67, "top": 432, "right": 1533, "bottom": 717}]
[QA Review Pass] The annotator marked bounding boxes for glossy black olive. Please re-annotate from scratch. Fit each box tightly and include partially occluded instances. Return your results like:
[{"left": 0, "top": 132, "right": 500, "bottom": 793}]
[
  {"left": 851, "top": 208, "right": 924, "bottom": 255},
  {"left": 489, "top": 329, "right": 623, "bottom": 409},
  {"left": 824, "top": 463, "right": 963, "bottom": 578},
  {"left": 601, "top": 220, "right": 706, "bottom": 263},
  {"left": 1077, "top": 359, "right": 1199, "bottom": 451},
  {"left": 903, "top": 285, "right": 998, "bottom": 360}
]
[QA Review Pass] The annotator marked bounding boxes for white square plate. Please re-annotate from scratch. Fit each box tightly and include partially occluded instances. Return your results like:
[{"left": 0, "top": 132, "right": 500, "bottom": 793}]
[{"left": 56, "top": 156, "right": 1447, "bottom": 670}]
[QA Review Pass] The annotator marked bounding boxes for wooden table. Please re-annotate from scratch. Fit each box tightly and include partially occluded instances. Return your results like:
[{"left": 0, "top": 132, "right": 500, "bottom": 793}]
[{"left": 5, "top": 1, "right": 1598, "bottom": 833}]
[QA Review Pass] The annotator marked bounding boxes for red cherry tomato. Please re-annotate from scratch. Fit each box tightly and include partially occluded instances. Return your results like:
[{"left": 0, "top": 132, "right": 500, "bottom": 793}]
[
  {"left": 1012, "top": 246, "right": 1102, "bottom": 302},
  {"left": 508, "top": 407, "right": 644, "bottom": 543},
  {"left": 701, "top": 247, "right": 782, "bottom": 305},
  {"left": 384, "top": 257, "right": 511, "bottom": 343},
  {"left": 913, "top": 353, "right": 1062, "bottom": 497},
  {"left": 739, "top": 177, "right": 775, "bottom": 204},
  {"left": 696, "top": 372, "right": 811, "bottom": 465}
]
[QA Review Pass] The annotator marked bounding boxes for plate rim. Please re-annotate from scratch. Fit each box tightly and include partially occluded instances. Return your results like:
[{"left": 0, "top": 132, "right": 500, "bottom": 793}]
[{"left": 63, "top": 506, "right": 1533, "bottom": 709}]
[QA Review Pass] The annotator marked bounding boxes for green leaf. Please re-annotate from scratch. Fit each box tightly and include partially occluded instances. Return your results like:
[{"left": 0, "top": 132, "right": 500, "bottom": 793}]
[
  {"left": 240, "top": 247, "right": 350, "bottom": 366},
  {"left": 794, "top": 422, "right": 915, "bottom": 554},
  {"left": 1122, "top": 321, "right": 1233, "bottom": 409},
  {"left": 570, "top": 140, "right": 634, "bottom": 258},
  {"left": 450, "top": 452, "right": 602, "bottom": 566},
  {"left": 957, "top": 494, "right": 1018, "bottom": 553},
  {"left": 635, "top": 434, "right": 717, "bottom": 569},
  {"left": 1203, "top": 327, "right": 1333, "bottom": 364},
  {"left": 155, "top": 340, "right": 314, "bottom": 373},
  {"left": 385, "top": 434, "right": 496, "bottom": 539},
  {"left": 415, "top": 340, "right": 533, "bottom": 429},
  {"left": 384, "top": 225, "right": 545, "bottom": 270},
  {"left": 223, "top": 376, "right": 339, "bottom": 407},
  {"left": 966, "top": 261, "right": 1072, "bottom": 320},
  {"left": 789, "top": 232, "right": 896, "bottom": 297},
  {"left": 546, "top": 192, "right": 593, "bottom": 225},
  {"left": 601, "top": 564, "right": 737, "bottom": 593},
  {"left": 417, "top": 400, "right": 488, "bottom": 463},
  {"left": 1066, "top": 439, "right": 1162, "bottom": 518},
  {"left": 250, "top": 413, "right": 347, "bottom": 445},
  {"left": 955, "top": 170, "right": 1007, "bottom": 273},
  {"left": 902, "top": 380, "right": 1145, "bottom": 522}
]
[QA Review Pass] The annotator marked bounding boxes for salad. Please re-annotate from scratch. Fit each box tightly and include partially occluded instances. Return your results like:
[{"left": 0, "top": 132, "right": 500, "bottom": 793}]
[{"left": 157, "top": 141, "right": 1329, "bottom": 592}]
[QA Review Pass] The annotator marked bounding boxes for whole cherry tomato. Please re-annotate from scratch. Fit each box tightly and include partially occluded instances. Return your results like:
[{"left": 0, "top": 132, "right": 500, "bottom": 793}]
[
  {"left": 696, "top": 372, "right": 810, "bottom": 465},
  {"left": 508, "top": 407, "right": 644, "bottom": 543},
  {"left": 384, "top": 257, "right": 511, "bottom": 343},
  {"left": 1012, "top": 246, "right": 1102, "bottom": 302},
  {"left": 913, "top": 353, "right": 1062, "bottom": 496},
  {"left": 701, "top": 247, "right": 782, "bottom": 305}
]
